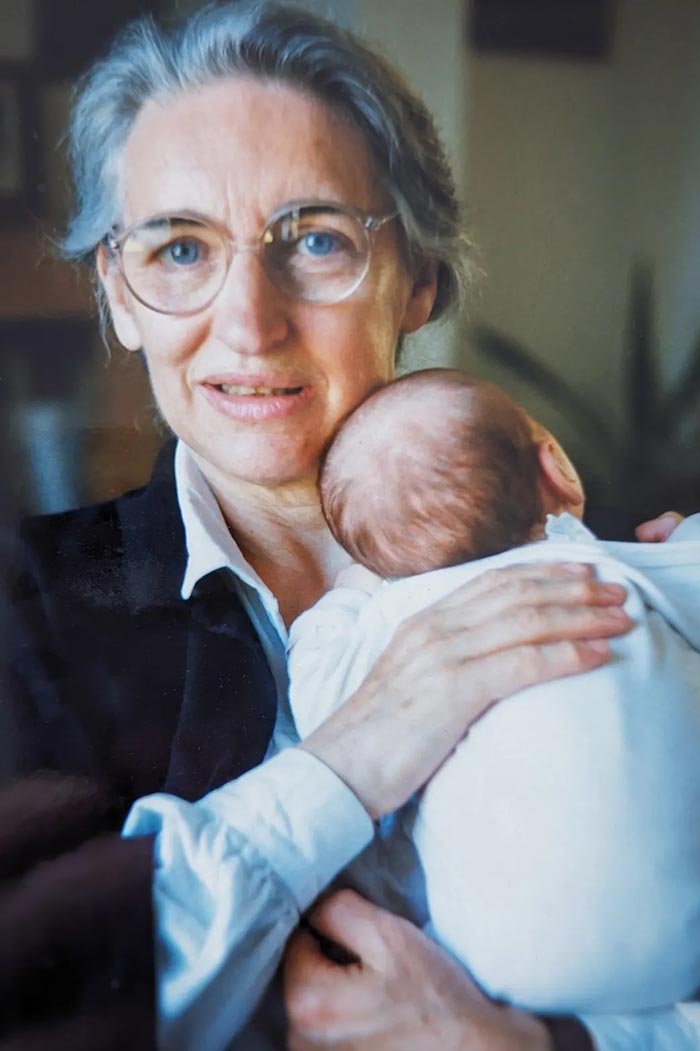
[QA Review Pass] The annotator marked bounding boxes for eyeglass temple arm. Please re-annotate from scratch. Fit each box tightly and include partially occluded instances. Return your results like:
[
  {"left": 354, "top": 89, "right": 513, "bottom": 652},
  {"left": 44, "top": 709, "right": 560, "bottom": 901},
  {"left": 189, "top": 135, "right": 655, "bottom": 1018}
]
[{"left": 365, "top": 211, "right": 398, "bottom": 232}]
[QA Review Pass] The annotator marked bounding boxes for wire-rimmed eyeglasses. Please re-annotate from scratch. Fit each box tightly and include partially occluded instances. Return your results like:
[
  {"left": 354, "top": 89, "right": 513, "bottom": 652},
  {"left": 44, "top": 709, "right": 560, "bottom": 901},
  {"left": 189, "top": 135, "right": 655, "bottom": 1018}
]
[{"left": 105, "top": 199, "right": 398, "bottom": 316}]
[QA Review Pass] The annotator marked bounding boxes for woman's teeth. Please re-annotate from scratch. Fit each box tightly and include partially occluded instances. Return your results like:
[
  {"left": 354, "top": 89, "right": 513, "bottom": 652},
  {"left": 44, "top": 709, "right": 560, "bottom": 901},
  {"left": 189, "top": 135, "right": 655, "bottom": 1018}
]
[{"left": 217, "top": 385, "right": 303, "bottom": 396}]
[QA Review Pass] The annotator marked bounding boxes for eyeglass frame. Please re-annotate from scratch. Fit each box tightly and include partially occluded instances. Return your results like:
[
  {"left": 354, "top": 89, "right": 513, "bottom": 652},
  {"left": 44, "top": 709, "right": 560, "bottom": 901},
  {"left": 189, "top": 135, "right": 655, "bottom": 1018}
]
[{"left": 104, "top": 198, "right": 399, "bottom": 316}]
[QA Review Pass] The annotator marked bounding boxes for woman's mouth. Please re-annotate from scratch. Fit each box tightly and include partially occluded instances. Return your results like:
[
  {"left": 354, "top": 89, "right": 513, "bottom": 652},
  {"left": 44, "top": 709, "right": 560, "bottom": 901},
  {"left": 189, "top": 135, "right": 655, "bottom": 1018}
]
[
  {"left": 202, "top": 379, "right": 312, "bottom": 421},
  {"left": 215, "top": 384, "right": 304, "bottom": 396}
]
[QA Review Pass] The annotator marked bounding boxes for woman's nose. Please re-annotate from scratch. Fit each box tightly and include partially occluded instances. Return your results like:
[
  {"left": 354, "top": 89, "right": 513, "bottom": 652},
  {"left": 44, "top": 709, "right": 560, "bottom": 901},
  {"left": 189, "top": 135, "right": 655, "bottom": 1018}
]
[{"left": 210, "top": 248, "right": 290, "bottom": 354}]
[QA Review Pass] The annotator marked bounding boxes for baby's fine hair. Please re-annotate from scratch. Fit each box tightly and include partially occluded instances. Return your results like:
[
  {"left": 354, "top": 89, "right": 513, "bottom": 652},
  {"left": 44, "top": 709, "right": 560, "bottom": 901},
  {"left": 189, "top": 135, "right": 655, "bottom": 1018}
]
[{"left": 320, "top": 369, "right": 543, "bottom": 578}]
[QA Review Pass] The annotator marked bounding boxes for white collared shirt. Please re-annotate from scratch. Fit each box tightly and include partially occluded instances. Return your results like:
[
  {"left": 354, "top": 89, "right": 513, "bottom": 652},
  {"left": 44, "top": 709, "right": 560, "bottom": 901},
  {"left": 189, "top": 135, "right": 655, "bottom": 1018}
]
[
  {"left": 177, "top": 440, "right": 296, "bottom": 748},
  {"left": 123, "top": 441, "right": 374, "bottom": 1051}
]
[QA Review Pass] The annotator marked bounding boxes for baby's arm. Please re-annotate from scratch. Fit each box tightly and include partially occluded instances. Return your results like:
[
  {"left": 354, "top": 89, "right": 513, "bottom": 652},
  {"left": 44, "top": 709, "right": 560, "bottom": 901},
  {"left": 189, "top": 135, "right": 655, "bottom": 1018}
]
[
  {"left": 287, "top": 569, "right": 388, "bottom": 740},
  {"left": 414, "top": 563, "right": 700, "bottom": 1015},
  {"left": 333, "top": 564, "right": 383, "bottom": 594}
]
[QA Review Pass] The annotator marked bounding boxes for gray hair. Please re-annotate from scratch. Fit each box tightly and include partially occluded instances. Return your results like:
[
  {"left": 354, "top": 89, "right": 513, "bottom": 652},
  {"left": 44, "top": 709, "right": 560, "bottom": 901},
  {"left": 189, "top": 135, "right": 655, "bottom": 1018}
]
[{"left": 62, "top": 0, "right": 471, "bottom": 320}]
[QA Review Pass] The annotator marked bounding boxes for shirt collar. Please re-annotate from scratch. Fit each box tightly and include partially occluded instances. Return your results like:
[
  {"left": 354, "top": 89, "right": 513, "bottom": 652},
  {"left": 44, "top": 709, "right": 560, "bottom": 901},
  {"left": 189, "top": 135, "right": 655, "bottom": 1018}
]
[
  {"left": 176, "top": 440, "right": 270, "bottom": 601},
  {"left": 545, "top": 512, "right": 599, "bottom": 544}
]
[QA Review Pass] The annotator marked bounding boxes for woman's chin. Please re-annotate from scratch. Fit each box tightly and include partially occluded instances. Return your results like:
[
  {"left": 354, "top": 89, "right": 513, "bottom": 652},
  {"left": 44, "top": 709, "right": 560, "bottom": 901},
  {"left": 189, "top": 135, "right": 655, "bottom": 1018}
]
[{"left": 191, "top": 440, "right": 320, "bottom": 494}]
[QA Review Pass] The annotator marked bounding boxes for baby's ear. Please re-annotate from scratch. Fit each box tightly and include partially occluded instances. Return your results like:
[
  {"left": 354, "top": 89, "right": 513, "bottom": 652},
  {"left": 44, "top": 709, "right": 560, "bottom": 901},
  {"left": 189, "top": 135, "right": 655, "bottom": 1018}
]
[
  {"left": 96, "top": 245, "right": 143, "bottom": 352},
  {"left": 537, "top": 438, "right": 585, "bottom": 512}
]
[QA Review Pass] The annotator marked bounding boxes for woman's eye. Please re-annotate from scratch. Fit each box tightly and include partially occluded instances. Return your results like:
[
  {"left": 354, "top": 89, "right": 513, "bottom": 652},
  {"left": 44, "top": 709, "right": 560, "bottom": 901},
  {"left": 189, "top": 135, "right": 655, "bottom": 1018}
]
[
  {"left": 159, "top": 239, "right": 203, "bottom": 265},
  {"left": 298, "top": 231, "right": 342, "bottom": 257}
]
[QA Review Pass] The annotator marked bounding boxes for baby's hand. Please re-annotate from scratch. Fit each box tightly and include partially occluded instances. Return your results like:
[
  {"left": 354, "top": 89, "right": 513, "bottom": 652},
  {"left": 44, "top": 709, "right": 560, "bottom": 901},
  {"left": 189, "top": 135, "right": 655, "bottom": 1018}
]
[
  {"left": 334, "top": 563, "right": 383, "bottom": 594},
  {"left": 635, "top": 510, "right": 685, "bottom": 542}
]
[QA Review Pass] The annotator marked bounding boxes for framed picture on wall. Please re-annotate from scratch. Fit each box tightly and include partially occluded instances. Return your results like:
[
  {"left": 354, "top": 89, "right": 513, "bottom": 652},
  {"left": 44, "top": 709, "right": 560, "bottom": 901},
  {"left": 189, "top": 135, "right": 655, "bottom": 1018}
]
[
  {"left": 37, "top": 0, "right": 165, "bottom": 80},
  {"left": 470, "top": 0, "right": 615, "bottom": 61},
  {"left": 0, "top": 64, "right": 39, "bottom": 224}
]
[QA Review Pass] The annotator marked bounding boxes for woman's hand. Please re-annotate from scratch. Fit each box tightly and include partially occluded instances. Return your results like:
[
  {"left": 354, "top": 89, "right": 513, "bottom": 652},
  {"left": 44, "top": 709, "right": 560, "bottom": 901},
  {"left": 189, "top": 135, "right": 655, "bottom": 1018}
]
[
  {"left": 301, "top": 563, "right": 631, "bottom": 819},
  {"left": 284, "top": 889, "right": 552, "bottom": 1051}
]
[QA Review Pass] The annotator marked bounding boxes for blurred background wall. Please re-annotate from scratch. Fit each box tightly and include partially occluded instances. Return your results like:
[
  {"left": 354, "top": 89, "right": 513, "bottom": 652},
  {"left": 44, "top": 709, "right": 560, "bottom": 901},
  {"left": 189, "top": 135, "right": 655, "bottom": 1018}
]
[{"left": 1, "top": 0, "right": 698, "bottom": 532}]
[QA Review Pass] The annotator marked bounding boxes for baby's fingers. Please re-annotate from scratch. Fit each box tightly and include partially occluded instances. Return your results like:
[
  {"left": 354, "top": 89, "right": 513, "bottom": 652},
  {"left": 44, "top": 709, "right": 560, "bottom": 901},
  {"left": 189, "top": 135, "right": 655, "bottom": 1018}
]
[{"left": 635, "top": 511, "right": 684, "bottom": 543}]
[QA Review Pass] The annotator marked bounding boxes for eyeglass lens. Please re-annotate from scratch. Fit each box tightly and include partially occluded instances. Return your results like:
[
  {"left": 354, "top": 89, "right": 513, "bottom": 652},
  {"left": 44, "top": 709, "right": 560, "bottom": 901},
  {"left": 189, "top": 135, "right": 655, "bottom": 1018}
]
[{"left": 119, "top": 205, "right": 373, "bottom": 313}]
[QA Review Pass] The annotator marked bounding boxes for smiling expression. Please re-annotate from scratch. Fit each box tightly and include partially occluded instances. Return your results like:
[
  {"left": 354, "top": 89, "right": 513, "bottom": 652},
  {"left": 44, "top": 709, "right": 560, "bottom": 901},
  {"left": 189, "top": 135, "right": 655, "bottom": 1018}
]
[{"left": 100, "top": 77, "right": 436, "bottom": 494}]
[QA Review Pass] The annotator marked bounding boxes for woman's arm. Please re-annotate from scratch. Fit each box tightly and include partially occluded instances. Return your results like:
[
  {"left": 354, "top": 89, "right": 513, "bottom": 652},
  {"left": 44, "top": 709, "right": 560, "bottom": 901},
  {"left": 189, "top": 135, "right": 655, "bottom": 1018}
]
[
  {"left": 301, "top": 563, "right": 629, "bottom": 820},
  {"left": 128, "top": 563, "right": 629, "bottom": 1050},
  {"left": 123, "top": 749, "right": 374, "bottom": 1051}
]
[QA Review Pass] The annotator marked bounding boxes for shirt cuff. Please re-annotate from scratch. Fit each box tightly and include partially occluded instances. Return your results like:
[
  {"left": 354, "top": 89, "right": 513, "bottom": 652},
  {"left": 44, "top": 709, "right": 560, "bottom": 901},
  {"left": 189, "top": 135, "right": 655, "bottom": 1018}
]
[{"left": 197, "top": 747, "right": 375, "bottom": 912}]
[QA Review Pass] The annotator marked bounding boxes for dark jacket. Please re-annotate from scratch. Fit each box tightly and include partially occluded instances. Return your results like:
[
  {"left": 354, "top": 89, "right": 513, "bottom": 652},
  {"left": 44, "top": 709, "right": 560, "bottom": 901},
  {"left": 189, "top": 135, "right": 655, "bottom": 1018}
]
[
  {"left": 0, "top": 440, "right": 599, "bottom": 1051},
  {"left": 4, "top": 439, "right": 276, "bottom": 799},
  {"left": 0, "top": 440, "right": 277, "bottom": 1048}
]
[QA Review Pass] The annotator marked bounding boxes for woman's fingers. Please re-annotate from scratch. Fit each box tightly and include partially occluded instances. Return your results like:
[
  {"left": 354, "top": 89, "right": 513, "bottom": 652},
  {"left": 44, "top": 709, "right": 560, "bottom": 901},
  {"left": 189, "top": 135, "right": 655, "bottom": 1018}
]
[
  {"left": 402, "top": 600, "right": 632, "bottom": 663},
  {"left": 285, "top": 906, "right": 386, "bottom": 1042},
  {"left": 433, "top": 560, "right": 595, "bottom": 606},
  {"left": 429, "top": 564, "right": 627, "bottom": 627},
  {"left": 398, "top": 562, "right": 633, "bottom": 662},
  {"left": 303, "top": 889, "right": 390, "bottom": 970}
]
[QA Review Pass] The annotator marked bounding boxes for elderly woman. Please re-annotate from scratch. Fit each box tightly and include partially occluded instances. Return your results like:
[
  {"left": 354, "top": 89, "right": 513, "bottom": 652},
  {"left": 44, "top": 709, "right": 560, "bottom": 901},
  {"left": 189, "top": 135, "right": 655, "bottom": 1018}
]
[{"left": 4, "top": 3, "right": 694, "bottom": 1051}]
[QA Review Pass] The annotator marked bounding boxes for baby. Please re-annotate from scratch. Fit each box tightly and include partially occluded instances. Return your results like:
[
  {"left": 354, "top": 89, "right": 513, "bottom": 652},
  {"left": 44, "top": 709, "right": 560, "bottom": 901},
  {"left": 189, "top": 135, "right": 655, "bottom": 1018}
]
[{"left": 289, "top": 368, "right": 700, "bottom": 1017}]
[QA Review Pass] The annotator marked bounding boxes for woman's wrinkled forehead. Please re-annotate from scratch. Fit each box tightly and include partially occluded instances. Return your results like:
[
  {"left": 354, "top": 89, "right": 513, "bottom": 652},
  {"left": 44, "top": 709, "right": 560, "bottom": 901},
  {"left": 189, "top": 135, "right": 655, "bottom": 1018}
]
[{"left": 115, "top": 76, "right": 383, "bottom": 230}]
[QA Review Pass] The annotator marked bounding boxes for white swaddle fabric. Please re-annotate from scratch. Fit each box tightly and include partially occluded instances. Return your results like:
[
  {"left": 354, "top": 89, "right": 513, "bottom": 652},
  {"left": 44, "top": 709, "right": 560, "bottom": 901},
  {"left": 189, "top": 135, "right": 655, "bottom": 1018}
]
[{"left": 288, "top": 515, "right": 700, "bottom": 1013}]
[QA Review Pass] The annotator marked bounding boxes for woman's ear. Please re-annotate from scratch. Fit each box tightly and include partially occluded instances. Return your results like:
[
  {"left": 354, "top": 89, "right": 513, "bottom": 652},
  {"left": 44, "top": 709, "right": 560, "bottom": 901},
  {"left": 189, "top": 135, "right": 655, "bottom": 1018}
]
[
  {"left": 537, "top": 437, "right": 585, "bottom": 515},
  {"left": 96, "top": 245, "right": 142, "bottom": 352},
  {"left": 399, "top": 259, "right": 439, "bottom": 335}
]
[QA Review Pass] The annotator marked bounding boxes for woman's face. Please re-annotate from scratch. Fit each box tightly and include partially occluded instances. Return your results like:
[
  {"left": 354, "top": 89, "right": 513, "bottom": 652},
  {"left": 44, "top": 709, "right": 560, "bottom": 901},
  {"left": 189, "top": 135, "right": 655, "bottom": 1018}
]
[{"left": 100, "top": 77, "right": 436, "bottom": 491}]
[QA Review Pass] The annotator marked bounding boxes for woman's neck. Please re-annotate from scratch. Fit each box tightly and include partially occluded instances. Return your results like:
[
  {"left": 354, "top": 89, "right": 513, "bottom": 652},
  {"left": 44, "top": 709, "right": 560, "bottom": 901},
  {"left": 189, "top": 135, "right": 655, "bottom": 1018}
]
[{"left": 197, "top": 460, "right": 351, "bottom": 627}]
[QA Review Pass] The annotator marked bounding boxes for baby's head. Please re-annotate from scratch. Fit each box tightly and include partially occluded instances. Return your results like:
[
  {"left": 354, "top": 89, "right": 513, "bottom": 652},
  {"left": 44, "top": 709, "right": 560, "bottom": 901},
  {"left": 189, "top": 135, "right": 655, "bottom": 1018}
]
[{"left": 320, "top": 369, "right": 584, "bottom": 578}]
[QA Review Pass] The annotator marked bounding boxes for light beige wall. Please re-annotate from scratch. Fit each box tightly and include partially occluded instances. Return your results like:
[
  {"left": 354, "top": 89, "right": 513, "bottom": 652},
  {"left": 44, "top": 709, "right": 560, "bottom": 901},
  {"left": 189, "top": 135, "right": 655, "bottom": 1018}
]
[
  {"left": 463, "top": 0, "right": 700, "bottom": 469},
  {"left": 619, "top": 0, "right": 700, "bottom": 375},
  {"left": 354, "top": 0, "right": 467, "bottom": 191},
  {"left": 354, "top": 0, "right": 468, "bottom": 371},
  {"left": 0, "top": 0, "right": 35, "bottom": 60}
]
